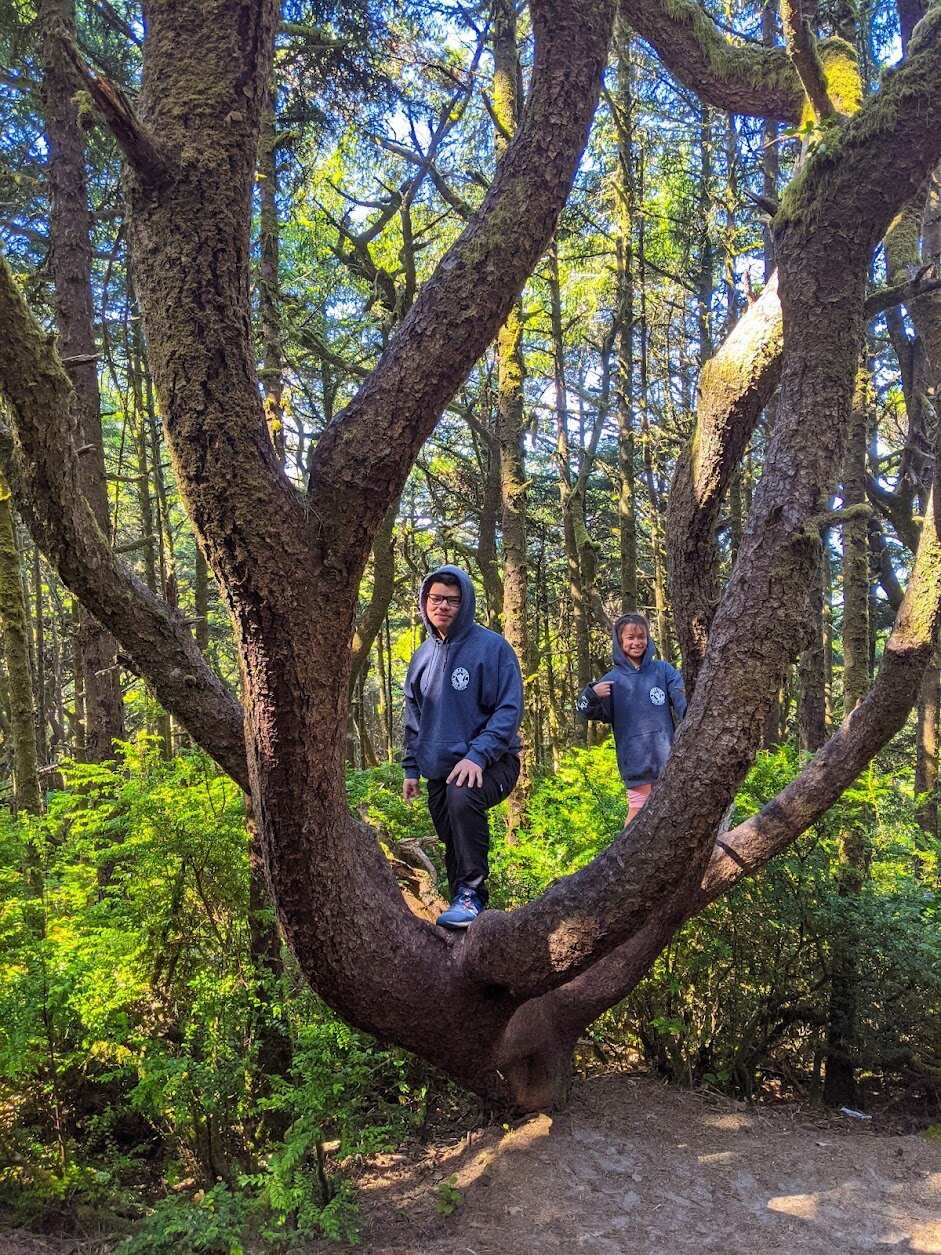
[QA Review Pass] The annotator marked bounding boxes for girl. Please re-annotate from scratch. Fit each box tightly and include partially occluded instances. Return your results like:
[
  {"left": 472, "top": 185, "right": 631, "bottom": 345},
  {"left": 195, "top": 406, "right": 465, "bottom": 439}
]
[{"left": 577, "top": 613, "right": 686, "bottom": 824}]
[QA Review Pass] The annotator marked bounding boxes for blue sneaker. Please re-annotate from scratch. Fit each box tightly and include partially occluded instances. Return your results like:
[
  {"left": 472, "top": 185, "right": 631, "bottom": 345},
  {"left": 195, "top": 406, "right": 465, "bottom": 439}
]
[{"left": 436, "top": 885, "right": 483, "bottom": 929}]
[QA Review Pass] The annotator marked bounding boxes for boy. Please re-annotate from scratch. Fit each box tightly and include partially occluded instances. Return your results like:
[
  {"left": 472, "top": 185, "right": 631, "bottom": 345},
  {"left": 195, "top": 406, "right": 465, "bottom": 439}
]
[{"left": 402, "top": 565, "right": 523, "bottom": 927}]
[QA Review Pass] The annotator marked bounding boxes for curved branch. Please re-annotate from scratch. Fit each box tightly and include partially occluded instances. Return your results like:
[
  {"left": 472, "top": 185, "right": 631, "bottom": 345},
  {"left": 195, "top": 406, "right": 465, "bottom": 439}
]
[
  {"left": 667, "top": 271, "right": 782, "bottom": 688},
  {"left": 619, "top": 0, "right": 804, "bottom": 123},
  {"left": 780, "top": 0, "right": 839, "bottom": 122},
  {"left": 0, "top": 256, "right": 248, "bottom": 790}
]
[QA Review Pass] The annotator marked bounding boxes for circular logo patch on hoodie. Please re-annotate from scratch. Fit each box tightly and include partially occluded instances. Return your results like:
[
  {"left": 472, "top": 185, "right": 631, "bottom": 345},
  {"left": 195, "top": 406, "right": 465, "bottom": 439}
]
[
  {"left": 451, "top": 667, "right": 470, "bottom": 691},
  {"left": 649, "top": 686, "right": 666, "bottom": 706}
]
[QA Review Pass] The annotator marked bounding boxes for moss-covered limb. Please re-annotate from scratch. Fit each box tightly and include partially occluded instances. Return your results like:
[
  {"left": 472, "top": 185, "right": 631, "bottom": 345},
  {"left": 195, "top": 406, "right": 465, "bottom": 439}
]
[
  {"left": 0, "top": 255, "right": 249, "bottom": 791},
  {"left": 620, "top": 0, "right": 804, "bottom": 122},
  {"left": 666, "top": 272, "right": 783, "bottom": 688},
  {"left": 777, "top": 3, "right": 941, "bottom": 244},
  {"left": 781, "top": 0, "right": 840, "bottom": 122},
  {"left": 866, "top": 274, "right": 941, "bottom": 317},
  {"left": 0, "top": 474, "right": 42, "bottom": 815}
]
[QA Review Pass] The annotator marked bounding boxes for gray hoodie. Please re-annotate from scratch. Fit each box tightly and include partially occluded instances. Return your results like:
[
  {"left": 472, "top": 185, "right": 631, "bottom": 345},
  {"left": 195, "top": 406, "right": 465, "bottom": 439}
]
[{"left": 402, "top": 566, "right": 523, "bottom": 781}]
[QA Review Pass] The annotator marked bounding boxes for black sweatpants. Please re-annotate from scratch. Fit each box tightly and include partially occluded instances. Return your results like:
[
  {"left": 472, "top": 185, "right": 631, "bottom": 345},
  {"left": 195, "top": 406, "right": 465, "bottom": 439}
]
[{"left": 426, "top": 754, "right": 520, "bottom": 906}]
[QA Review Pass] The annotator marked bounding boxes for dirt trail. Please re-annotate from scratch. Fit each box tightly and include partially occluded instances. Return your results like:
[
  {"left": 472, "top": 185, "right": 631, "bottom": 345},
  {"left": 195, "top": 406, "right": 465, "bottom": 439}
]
[{"left": 332, "top": 1073, "right": 941, "bottom": 1253}]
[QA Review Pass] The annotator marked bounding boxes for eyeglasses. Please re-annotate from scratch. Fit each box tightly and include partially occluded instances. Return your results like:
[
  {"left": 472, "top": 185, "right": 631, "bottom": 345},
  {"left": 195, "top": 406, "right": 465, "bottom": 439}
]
[{"left": 427, "top": 593, "right": 462, "bottom": 608}]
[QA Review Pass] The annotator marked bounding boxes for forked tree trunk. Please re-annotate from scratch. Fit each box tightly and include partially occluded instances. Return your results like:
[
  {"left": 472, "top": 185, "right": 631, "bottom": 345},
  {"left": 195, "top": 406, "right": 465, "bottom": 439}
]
[{"left": 5, "top": 0, "right": 941, "bottom": 1110}]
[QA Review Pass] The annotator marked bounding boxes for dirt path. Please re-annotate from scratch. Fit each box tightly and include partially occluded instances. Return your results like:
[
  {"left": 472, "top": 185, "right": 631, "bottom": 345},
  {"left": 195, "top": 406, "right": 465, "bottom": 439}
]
[{"left": 331, "top": 1073, "right": 941, "bottom": 1254}]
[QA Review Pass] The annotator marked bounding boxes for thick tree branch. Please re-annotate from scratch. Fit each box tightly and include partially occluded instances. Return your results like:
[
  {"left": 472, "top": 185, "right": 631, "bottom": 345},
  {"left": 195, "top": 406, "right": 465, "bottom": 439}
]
[
  {"left": 0, "top": 256, "right": 248, "bottom": 790},
  {"left": 865, "top": 272, "right": 941, "bottom": 318},
  {"left": 619, "top": 0, "right": 804, "bottom": 123},
  {"left": 667, "top": 272, "right": 783, "bottom": 689}
]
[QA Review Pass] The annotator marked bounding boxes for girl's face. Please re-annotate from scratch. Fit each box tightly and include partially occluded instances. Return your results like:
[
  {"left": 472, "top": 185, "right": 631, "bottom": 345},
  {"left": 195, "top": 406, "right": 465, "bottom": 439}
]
[{"left": 619, "top": 624, "right": 648, "bottom": 663}]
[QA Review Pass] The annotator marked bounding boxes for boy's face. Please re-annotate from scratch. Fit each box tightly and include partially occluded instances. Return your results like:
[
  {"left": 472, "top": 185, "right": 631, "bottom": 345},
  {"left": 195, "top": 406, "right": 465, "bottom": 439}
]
[
  {"left": 619, "top": 623, "right": 648, "bottom": 662},
  {"left": 425, "top": 581, "right": 461, "bottom": 637}
]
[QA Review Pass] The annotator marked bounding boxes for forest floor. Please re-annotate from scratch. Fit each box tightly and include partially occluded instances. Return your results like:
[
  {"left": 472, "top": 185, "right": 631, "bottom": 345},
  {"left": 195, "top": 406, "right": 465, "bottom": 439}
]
[
  {"left": 313, "top": 1071, "right": 941, "bottom": 1254},
  {"left": 3, "top": 1071, "right": 940, "bottom": 1253}
]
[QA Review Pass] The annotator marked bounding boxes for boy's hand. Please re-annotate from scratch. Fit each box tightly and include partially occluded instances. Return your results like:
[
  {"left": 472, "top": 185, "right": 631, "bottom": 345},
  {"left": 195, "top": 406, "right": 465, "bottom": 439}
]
[
  {"left": 592, "top": 681, "right": 613, "bottom": 698},
  {"left": 403, "top": 777, "right": 422, "bottom": 802},
  {"left": 447, "top": 758, "right": 483, "bottom": 787}
]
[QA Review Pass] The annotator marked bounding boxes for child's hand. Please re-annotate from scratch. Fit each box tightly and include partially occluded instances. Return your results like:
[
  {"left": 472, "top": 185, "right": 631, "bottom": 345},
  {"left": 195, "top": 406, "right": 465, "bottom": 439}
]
[{"left": 592, "top": 681, "right": 612, "bottom": 698}]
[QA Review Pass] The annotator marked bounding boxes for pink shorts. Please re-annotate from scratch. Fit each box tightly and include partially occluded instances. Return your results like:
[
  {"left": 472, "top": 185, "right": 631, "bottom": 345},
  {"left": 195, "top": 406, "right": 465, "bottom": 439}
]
[{"left": 627, "top": 782, "right": 653, "bottom": 809}]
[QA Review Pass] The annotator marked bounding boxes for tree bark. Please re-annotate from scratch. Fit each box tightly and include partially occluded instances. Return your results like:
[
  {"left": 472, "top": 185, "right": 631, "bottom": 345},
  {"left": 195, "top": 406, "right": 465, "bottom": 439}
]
[
  {"left": 0, "top": 478, "right": 42, "bottom": 815},
  {"left": 612, "top": 19, "right": 639, "bottom": 613},
  {"left": 258, "top": 93, "right": 286, "bottom": 465},
  {"left": 821, "top": 366, "right": 872, "bottom": 1109},
  {"left": 39, "top": 0, "right": 125, "bottom": 762},
  {"left": 492, "top": 0, "right": 534, "bottom": 824}
]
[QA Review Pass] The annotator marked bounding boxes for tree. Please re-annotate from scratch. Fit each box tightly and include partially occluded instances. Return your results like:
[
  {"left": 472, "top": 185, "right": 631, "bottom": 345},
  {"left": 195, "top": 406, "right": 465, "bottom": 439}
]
[{"left": 1, "top": 0, "right": 940, "bottom": 1110}]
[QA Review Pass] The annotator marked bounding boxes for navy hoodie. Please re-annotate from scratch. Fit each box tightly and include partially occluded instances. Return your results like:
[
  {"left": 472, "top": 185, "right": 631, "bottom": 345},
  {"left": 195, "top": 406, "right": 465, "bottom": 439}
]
[
  {"left": 576, "top": 619, "right": 686, "bottom": 787},
  {"left": 402, "top": 566, "right": 523, "bottom": 781}
]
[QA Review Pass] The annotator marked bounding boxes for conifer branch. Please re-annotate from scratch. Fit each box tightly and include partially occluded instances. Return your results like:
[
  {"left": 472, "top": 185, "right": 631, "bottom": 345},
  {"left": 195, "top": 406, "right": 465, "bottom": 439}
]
[{"left": 62, "top": 42, "right": 171, "bottom": 187}]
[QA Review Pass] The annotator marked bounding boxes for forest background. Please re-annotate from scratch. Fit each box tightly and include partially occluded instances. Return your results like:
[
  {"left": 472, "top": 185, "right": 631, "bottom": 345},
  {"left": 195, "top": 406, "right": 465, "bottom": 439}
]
[{"left": 0, "top": 0, "right": 940, "bottom": 1248}]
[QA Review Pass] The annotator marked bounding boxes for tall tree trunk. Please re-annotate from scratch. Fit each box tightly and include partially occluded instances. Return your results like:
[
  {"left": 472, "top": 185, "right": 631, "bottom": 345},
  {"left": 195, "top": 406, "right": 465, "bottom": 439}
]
[
  {"left": 0, "top": 477, "right": 42, "bottom": 814},
  {"left": 39, "top": 0, "right": 124, "bottom": 762},
  {"left": 798, "top": 548, "right": 829, "bottom": 751},
  {"left": 258, "top": 92, "right": 286, "bottom": 465},
  {"left": 916, "top": 647, "right": 940, "bottom": 840},
  {"left": 762, "top": 0, "right": 779, "bottom": 279},
  {"left": 31, "top": 545, "right": 47, "bottom": 767},
  {"left": 636, "top": 169, "right": 675, "bottom": 659},
  {"left": 493, "top": 0, "right": 533, "bottom": 824},
  {"left": 70, "top": 598, "right": 85, "bottom": 758},
  {"left": 549, "top": 246, "right": 591, "bottom": 739},
  {"left": 822, "top": 367, "right": 872, "bottom": 1109},
  {"left": 194, "top": 547, "right": 211, "bottom": 654},
  {"left": 613, "top": 19, "right": 638, "bottom": 613}
]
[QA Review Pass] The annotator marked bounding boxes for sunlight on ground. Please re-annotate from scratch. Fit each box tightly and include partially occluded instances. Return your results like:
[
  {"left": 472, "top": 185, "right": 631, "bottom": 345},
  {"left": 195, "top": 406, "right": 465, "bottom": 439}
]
[
  {"left": 701, "top": 1113, "right": 753, "bottom": 1131},
  {"left": 768, "top": 1193, "right": 819, "bottom": 1220},
  {"left": 910, "top": 1222, "right": 941, "bottom": 1253}
]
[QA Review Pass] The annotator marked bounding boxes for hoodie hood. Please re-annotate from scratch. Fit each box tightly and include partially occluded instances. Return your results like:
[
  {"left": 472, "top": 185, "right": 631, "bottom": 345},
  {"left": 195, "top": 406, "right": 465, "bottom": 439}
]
[
  {"left": 419, "top": 565, "right": 477, "bottom": 641},
  {"left": 612, "top": 615, "right": 655, "bottom": 670}
]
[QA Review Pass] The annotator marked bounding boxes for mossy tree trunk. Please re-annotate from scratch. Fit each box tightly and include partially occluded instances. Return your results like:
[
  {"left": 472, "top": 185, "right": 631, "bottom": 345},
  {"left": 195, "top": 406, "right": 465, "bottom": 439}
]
[
  {"left": 0, "top": 477, "right": 42, "bottom": 815},
  {"left": 822, "top": 368, "right": 872, "bottom": 1109},
  {"left": 492, "top": 0, "right": 534, "bottom": 824},
  {"left": 38, "top": 0, "right": 125, "bottom": 764},
  {"left": 612, "top": 18, "right": 639, "bottom": 614}
]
